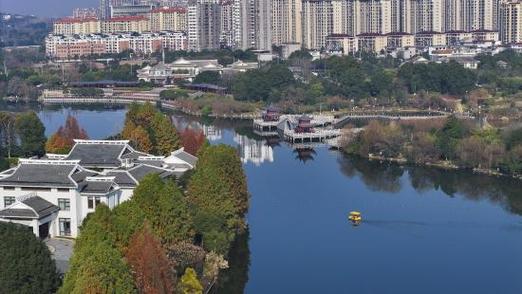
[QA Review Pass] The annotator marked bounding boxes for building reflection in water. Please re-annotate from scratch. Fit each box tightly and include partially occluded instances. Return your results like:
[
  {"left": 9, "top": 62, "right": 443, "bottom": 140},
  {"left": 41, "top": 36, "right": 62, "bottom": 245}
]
[
  {"left": 234, "top": 134, "right": 274, "bottom": 166},
  {"left": 202, "top": 124, "right": 222, "bottom": 141}
]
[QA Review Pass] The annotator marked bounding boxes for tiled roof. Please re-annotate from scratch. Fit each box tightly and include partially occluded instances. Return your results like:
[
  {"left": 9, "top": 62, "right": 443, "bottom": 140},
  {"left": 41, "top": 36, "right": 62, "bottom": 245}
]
[
  {"left": 0, "top": 161, "right": 78, "bottom": 188},
  {"left": 0, "top": 196, "right": 59, "bottom": 219},
  {"left": 65, "top": 141, "right": 128, "bottom": 168},
  {"left": 128, "top": 164, "right": 173, "bottom": 182},
  {"left": 105, "top": 170, "right": 138, "bottom": 188},
  {"left": 172, "top": 150, "right": 198, "bottom": 167},
  {"left": 79, "top": 180, "right": 115, "bottom": 194}
]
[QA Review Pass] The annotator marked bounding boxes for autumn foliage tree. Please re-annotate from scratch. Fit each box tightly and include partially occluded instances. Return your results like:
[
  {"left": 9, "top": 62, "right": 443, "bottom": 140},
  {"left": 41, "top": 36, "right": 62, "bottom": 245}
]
[
  {"left": 125, "top": 225, "right": 175, "bottom": 294},
  {"left": 46, "top": 115, "right": 88, "bottom": 154},
  {"left": 121, "top": 103, "right": 180, "bottom": 155},
  {"left": 181, "top": 128, "right": 206, "bottom": 156}
]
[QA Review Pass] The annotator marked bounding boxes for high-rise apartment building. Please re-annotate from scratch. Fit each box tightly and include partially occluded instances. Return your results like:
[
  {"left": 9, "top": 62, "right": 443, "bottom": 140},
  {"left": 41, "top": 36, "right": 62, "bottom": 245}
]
[
  {"left": 354, "top": 0, "right": 392, "bottom": 34},
  {"left": 150, "top": 6, "right": 187, "bottom": 31},
  {"left": 257, "top": 0, "right": 273, "bottom": 50},
  {"left": 500, "top": 0, "right": 522, "bottom": 43},
  {"left": 411, "top": 0, "right": 444, "bottom": 33},
  {"left": 302, "top": 0, "right": 334, "bottom": 49},
  {"left": 272, "top": 0, "right": 302, "bottom": 45},
  {"left": 188, "top": 0, "right": 222, "bottom": 51}
]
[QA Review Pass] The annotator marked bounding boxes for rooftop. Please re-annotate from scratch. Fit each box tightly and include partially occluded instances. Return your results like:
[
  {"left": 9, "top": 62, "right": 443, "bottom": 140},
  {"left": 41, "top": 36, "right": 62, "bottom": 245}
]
[
  {"left": 0, "top": 194, "right": 60, "bottom": 219},
  {"left": 0, "top": 160, "right": 80, "bottom": 188}
]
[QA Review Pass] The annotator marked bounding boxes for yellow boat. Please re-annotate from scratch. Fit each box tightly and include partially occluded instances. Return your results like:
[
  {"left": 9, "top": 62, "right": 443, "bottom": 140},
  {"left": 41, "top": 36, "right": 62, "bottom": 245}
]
[{"left": 348, "top": 211, "right": 362, "bottom": 224}]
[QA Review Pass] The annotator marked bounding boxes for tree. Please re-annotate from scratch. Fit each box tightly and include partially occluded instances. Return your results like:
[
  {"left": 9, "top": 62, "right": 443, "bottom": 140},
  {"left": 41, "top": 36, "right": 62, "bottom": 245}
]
[
  {"left": 180, "top": 268, "right": 203, "bottom": 294},
  {"left": 131, "top": 174, "right": 195, "bottom": 245},
  {"left": 46, "top": 115, "right": 89, "bottom": 154},
  {"left": 181, "top": 128, "right": 206, "bottom": 155},
  {"left": 0, "top": 112, "right": 16, "bottom": 158},
  {"left": 129, "top": 126, "right": 153, "bottom": 153},
  {"left": 125, "top": 225, "right": 175, "bottom": 294},
  {"left": 193, "top": 71, "right": 221, "bottom": 84},
  {"left": 60, "top": 205, "right": 137, "bottom": 294},
  {"left": 45, "top": 129, "right": 70, "bottom": 154},
  {"left": 436, "top": 116, "right": 470, "bottom": 160},
  {"left": 152, "top": 113, "right": 180, "bottom": 156},
  {"left": 60, "top": 242, "right": 137, "bottom": 294},
  {"left": 0, "top": 222, "right": 60, "bottom": 293},
  {"left": 187, "top": 145, "right": 248, "bottom": 254},
  {"left": 15, "top": 111, "right": 46, "bottom": 157}
]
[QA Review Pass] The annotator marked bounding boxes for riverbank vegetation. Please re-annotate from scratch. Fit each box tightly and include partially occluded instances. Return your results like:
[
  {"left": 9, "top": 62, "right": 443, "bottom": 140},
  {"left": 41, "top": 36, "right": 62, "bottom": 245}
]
[{"left": 341, "top": 116, "right": 522, "bottom": 177}]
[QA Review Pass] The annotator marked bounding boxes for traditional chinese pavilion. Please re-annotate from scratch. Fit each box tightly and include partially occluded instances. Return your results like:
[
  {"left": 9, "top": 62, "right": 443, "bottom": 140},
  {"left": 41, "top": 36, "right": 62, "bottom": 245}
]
[
  {"left": 295, "top": 115, "right": 314, "bottom": 133},
  {"left": 262, "top": 106, "right": 281, "bottom": 122}
]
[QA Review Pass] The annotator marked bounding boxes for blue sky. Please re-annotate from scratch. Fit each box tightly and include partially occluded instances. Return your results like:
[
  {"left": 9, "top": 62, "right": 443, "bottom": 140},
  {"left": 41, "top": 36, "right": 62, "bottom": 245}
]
[{"left": 1, "top": 0, "right": 98, "bottom": 17}]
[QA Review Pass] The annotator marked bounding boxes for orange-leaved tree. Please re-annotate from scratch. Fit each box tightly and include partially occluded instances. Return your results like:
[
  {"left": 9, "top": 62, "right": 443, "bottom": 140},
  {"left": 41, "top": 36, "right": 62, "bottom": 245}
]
[
  {"left": 125, "top": 224, "right": 176, "bottom": 294},
  {"left": 45, "top": 115, "right": 88, "bottom": 154}
]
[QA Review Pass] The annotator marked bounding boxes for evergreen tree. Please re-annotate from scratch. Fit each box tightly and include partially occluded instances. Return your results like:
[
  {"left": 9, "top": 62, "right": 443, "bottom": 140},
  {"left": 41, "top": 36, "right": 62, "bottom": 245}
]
[
  {"left": 132, "top": 174, "right": 195, "bottom": 245},
  {"left": 187, "top": 145, "right": 248, "bottom": 254},
  {"left": 152, "top": 113, "right": 180, "bottom": 156},
  {"left": 0, "top": 222, "right": 60, "bottom": 293},
  {"left": 60, "top": 205, "right": 136, "bottom": 294},
  {"left": 15, "top": 111, "right": 46, "bottom": 157}
]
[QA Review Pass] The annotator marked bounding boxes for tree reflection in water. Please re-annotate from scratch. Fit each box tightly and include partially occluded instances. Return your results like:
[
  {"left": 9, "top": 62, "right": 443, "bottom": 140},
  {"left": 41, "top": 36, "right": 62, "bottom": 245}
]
[
  {"left": 215, "top": 229, "right": 250, "bottom": 294},
  {"left": 293, "top": 147, "right": 317, "bottom": 163},
  {"left": 337, "top": 155, "right": 522, "bottom": 215}
]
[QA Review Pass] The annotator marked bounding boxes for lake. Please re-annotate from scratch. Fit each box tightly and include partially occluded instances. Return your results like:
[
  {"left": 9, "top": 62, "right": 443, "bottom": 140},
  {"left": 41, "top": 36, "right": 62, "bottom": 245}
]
[{"left": 32, "top": 106, "right": 522, "bottom": 294}]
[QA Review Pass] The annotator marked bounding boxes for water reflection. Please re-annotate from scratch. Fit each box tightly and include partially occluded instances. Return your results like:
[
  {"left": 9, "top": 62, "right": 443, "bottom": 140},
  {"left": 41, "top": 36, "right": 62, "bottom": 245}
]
[
  {"left": 214, "top": 229, "right": 250, "bottom": 294},
  {"left": 337, "top": 155, "right": 522, "bottom": 216},
  {"left": 234, "top": 134, "right": 274, "bottom": 166},
  {"left": 293, "top": 147, "right": 316, "bottom": 163}
]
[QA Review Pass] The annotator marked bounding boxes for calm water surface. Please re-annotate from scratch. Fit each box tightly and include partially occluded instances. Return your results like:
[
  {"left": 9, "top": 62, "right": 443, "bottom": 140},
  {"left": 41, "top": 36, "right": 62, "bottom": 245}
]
[{"left": 31, "top": 106, "right": 522, "bottom": 293}]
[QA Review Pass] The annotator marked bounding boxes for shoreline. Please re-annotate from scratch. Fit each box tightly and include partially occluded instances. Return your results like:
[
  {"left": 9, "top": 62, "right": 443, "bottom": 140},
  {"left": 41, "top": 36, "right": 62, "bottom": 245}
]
[{"left": 363, "top": 153, "right": 522, "bottom": 181}]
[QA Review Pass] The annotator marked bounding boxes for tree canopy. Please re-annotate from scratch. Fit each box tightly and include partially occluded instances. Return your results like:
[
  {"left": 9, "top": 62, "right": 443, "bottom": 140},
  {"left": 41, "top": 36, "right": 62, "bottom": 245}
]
[
  {"left": 187, "top": 144, "right": 248, "bottom": 254},
  {"left": 122, "top": 103, "right": 180, "bottom": 155},
  {"left": 15, "top": 111, "right": 46, "bottom": 157},
  {"left": 46, "top": 115, "right": 89, "bottom": 154},
  {"left": 0, "top": 222, "right": 61, "bottom": 294}
]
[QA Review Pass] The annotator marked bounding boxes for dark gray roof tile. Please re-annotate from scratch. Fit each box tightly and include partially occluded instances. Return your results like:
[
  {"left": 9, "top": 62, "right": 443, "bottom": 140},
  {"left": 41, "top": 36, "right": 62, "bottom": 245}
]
[
  {"left": 128, "top": 164, "right": 173, "bottom": 182},
  {"left": 65, "top": 143, "right": 127, "bottom": 168},
  {"left": 105, "top": 171, "right": 137, "bottom": 188},
  {"left": 0, "top": 163, "right": 77, "bottom": 188},
  {"left": 79, "top": 180, "right": 115, "bottom": 194}
]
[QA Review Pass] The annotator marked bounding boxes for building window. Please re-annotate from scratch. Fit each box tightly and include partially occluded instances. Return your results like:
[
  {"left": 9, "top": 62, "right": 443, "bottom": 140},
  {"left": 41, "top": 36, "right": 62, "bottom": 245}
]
[
  {"left": 57, "top": 188, "right": 69, "bottom": 192},
  {"left": 58, "top": 198, "right": 70, "bottom": 211},
  {"left": 87, "top": 197, "right": 101, "bottom": 209},
  {"left": 4, "top": 196, "right": 15, "bottom": 207},
  {"left": 59, "top": 218, "right": 71, "bottom": 236},
  {"left": 3, "top": 186, "right": 15, "bottom": 190}
]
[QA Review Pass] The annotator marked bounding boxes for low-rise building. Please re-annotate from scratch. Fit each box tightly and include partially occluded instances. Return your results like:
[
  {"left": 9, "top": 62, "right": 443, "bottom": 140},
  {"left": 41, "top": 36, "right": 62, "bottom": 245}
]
[
  {"left": 414, "top": 31, "right": 447, "bottom": 48},
  {"left": 0, "top": 140, "right": 197, "bottom": 239},
  {"left": 138, "top": 58, "right": 223, "bottom": 83},
  {"left": 53, "top": 17, "right": 101, "bottom": 35},
  {"left": 325, "top": 34, "right": 358, "bottom": 55},
  {"left": 357, "top": 33, "right": 387, "bottom": 53},
  {"left": 45, "top": 32, "right": 187, "bottom": 59},
  {"left": 102, "top": 16, "right": 150, "bottom": 34}
]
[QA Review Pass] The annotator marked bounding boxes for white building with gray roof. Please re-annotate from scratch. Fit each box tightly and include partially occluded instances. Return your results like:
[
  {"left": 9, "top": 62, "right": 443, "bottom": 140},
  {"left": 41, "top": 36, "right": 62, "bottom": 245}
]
[{"left": 0, "top": 140, "right": 197, "bottom": 239}]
